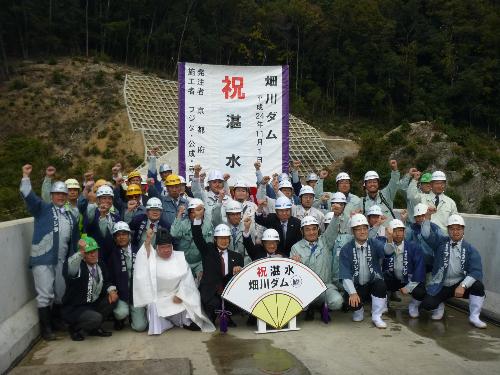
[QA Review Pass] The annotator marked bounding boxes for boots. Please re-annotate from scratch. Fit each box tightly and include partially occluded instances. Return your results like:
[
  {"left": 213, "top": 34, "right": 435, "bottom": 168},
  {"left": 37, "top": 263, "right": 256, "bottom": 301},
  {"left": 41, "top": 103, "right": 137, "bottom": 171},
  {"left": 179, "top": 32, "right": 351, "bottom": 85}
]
[
  {"left": 38, "top": 307, "right": 56, "bottom": 341},
  {"left": 469, "top": 295, "right": 487, "bottom": 329},
  {"left": 431, "top": 303, "right": 445, "bottom": 320},
  {"left": 352, "top": 307, "right": 364, "bottom": 322},
  {"left": 371, "top": 296, "right": 387, "bottom": 329},
  {"left": 408, "top": 298, "right": 422, "bottom": 318},
  {"left": 51, "top": 304, "right": 67, "bottom": 331}
]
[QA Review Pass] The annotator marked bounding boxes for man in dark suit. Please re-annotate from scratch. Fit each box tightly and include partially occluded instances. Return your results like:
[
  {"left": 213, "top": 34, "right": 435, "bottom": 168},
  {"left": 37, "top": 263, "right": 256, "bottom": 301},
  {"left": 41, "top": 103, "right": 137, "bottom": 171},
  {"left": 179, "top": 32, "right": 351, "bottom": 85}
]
[
  {"left": 62, "top": 236, "right": 118, "bottom": 341},
  {"left": 192, "top": 211, "right": 244, "bottom": 324},
  {"left": 254, "top": 196, "right": 302, "bottom": 257}
]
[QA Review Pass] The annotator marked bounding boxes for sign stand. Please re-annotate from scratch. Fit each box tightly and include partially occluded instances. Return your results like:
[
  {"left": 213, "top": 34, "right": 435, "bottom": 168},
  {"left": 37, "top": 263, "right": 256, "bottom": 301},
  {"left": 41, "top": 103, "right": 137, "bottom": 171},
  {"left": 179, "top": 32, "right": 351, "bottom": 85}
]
[{"left": 255, "top": 316, "right": 300, "bottom": 334}]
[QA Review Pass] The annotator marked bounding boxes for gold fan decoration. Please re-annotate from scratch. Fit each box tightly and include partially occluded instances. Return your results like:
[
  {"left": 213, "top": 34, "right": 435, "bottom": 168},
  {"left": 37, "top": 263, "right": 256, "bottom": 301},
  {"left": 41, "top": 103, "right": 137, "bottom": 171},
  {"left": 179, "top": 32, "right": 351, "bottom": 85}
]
[{"left": 251, "top": 293, "right": 302, "bottom": 329}]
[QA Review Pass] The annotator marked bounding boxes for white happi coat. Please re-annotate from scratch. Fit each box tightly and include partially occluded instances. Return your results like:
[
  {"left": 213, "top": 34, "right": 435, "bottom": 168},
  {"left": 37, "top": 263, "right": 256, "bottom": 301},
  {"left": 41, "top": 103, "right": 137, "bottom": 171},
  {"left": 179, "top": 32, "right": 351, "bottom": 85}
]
[{"left": 133, "top": 246, "right": 215, "bottom": 332}]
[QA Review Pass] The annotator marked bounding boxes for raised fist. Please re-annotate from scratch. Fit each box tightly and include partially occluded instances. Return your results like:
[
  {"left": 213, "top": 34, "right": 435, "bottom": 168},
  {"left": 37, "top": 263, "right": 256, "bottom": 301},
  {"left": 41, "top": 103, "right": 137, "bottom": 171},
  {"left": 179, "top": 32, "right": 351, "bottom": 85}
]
[
  {"left": 254, "top": 161, "right": 261, "bottom": 170},
  {"left": 389, "top": 159, "right": 398, "bottom": 171},
  {"left": 46, "top": 166, "right": 56, "bottom": 178},
  {"left": 22, "top": 164, "right": 33, "bottom": 177}
]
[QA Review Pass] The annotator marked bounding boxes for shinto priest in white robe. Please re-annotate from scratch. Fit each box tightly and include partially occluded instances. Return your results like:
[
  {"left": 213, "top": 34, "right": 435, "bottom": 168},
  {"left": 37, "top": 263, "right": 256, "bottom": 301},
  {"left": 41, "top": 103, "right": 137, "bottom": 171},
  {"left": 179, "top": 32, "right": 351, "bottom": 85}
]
[{"left": 133, "top": 245, "right": 215, "bottom": 334}]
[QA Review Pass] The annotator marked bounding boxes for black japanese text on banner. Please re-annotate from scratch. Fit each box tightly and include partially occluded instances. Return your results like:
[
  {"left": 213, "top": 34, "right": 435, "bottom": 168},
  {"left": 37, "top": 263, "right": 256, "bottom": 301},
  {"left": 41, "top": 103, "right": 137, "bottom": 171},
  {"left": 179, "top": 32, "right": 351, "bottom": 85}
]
[{"left": 178, "top": 63, "right": 289, "bottom": 187}]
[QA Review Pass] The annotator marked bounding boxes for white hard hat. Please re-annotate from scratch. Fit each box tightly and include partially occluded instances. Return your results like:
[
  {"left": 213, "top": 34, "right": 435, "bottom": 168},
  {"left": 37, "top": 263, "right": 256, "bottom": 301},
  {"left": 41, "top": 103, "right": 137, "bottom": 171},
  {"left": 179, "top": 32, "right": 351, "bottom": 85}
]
[
  {"left": 275, "top": 196, "right": 293, "bottom": 210},
  {"left": 324, "top": 211, "right": 335, "bottom": 224},
  {"left": 336, "top": 172, "right": 351, "bottom": 183},
  {"left": 233, "top": 179, "right": 248, "bottom": 189},
  {"left": 262, "top": 229, "right": 280, "bottom": 241},
  {"left": 96, "top": 185, "right": 114, "bottom": 197},
  {"left": 299, "top": 185, "right": 315, "bottom": 197},
  {"left": 447, "top": 214, "right": 465, "bottom": 227},
  {"left": 214, "top": 224, "right": 231, "bottom": 237},
  {"left": 389, "top": 219, "right": 405, "bottom": 230},
  {"left": 208, "top": 170, "right": 224, "bottom": 182},
  {"left": 159, "top": 164, "right": 173, "bottom": 173},
  {"left": 141, "top": 175, "right": 147, "bottom": 185},
  {"left": 188, "top": 198, "right": 204, "bottom": 210},
  {"left": 146, "top": 197, "right": 163, "bottom": 210},
  {"left": 278, "top": 173, "right": 290, "bottom": 182},
  {"left": 366, "top": 205, "right": 383, "bottom": 216},
  {"left": 50, "top": 181, "right": 68, "bottom": 194},
  {"left": 278, "top": 180, "right": 293, "bottom": 190},
  {"left": 350, "top": 213, "right": 369, "bottom": 228},
  {"left": 301, "top": 215, "right": 319, "bottom": 228},
  {"left": 413, "top": 203, "right": 428, "bottom": 217},
  {"left": 225, "top": 200, "right": 243, "bottom": 213},
  {"left": 364, "top": 170, "right": 380, "bottom": 181},
  {"left": 431, "top": 171, "right": 447, "bottom": 181},
  {"left": 112, "top": 221, "right": 131, "bottom": 234},
  {"left": 330, "top": 192, "right": 347, "bottom": 204},
  {"left": 65, "top": 178, "right": 80, "bottom": 190},
  {"left": 306, "top": 173, "right": 319, "bottom": 182},
  {"left": 179, "top": 175, "right": 186, "bottom": 184}
]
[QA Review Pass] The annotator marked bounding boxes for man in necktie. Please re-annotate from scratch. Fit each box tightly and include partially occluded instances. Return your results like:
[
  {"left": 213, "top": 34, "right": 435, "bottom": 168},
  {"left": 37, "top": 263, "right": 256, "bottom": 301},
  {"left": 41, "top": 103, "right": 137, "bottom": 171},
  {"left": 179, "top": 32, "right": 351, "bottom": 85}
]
[
  {"left": 191, "top": 208, "right": 244, "bottom": 325},
  {"left": 421, "top": 214, "right": 487, "bottom": 328},
  {"left": 109, "top": 222, "right": 147, "bottom": 332},
  {"left": 421, "top": 171, "right": 458, "bottom": 233},
  {"left": 62, "top": 237, "right": 118, "bottom": 341}
]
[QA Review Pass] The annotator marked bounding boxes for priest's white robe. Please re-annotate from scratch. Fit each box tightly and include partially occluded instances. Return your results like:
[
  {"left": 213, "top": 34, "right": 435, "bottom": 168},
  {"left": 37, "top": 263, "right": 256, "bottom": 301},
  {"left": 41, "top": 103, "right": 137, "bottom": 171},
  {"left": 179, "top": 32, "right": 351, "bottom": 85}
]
[{"left": 133, "top": 245, "right": 215, "bottom": 334}]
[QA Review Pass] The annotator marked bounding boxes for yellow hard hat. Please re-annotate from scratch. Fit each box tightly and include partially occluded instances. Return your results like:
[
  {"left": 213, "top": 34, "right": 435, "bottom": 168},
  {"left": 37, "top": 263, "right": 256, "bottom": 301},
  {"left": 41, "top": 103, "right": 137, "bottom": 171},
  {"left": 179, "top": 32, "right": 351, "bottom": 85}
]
[
  {"left": 126, "top": 184, "right": 142, "bottom": 196},
  {"left": 65, "top": 178, "right": 81, "bottom": 190},
  {"left": 165, "top": 174, "right": 181, "bottom": 186},
  {"left": 128, "top": 170, "right": 141, "bottom": 180},
  {"left": 93, "top": 179, "right": 109, "bottom": 193}
]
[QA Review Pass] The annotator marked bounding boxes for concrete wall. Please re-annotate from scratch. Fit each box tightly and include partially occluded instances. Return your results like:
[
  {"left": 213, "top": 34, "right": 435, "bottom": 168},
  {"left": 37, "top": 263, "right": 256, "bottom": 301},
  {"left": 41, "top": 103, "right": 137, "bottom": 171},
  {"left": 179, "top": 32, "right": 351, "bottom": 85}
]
[
  {"left": 0, "top": 218, "right": 38, "bottom": 374},
  {"left": 0, "top": 213, "right": 498, "bottom": 372}
]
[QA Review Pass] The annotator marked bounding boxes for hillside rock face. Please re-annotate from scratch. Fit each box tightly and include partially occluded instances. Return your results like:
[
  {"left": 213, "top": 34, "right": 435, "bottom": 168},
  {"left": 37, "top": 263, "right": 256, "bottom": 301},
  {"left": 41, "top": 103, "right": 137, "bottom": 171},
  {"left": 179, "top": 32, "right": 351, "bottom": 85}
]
[
  {"left": 389, "top": 121, "right": 499, "bottom": 213},
  {"left": 0, "top": 58, "right": 144, "bottom": 176}
]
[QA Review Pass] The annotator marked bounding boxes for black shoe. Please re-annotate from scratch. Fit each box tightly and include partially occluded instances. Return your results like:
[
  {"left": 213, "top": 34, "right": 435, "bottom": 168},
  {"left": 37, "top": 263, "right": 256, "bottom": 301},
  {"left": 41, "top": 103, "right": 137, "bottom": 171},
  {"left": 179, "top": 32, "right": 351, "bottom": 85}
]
[
  {"left": 183, "top": 322, "right": 201, "bottom": 331},
  {"left": 305, "top": 309, "right": 315, "bottom": 321},
  {"left": 38, "top": 307, "right": 56, "bottom": 341},
  {"left": 246, "top": 315, "right": 257, "bottom": 326},
  {"left": 114, "top": 319, "right": 125, "bottom": 331},
  {"left": 227, "top": 317, "right": 237, "bottom": 327},
  {"left": 89, "top": 328, "right": 112, "bottom": 337},
  {"left": 70, "top": 330, "right": 85, "bottom": 341}
]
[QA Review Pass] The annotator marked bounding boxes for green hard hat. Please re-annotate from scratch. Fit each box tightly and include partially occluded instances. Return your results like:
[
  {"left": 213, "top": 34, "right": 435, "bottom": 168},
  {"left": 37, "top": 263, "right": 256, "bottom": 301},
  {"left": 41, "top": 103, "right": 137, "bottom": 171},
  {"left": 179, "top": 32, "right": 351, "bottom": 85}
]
[
  {"left": 82, "top": 236, "right": 99, "bottom": 252},
  {"left": 420, "top": 173, "right": 432, "bottom": 183}
]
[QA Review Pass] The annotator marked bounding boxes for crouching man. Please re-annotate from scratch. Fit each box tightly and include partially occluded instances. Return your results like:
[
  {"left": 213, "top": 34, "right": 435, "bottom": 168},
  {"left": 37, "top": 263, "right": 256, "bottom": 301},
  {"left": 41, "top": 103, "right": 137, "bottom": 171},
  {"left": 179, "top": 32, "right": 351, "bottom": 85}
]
[
  {"left": 421, "top": 214, "right": 487, "bottom": 328},
  {"left": 133, "top": 228, "right": 215, "bottom": 335},
  {"left": 382, "top": 219, "right": 426, "bottom": 318},
  {"left": 62, "top": 237, "right": 118, "bottom": 341},
  {"left": 290, "top": 215, "right": 344, "bottom": 320},
  {"left": 339, "top": 214, "right": 395, "bottom": 328}
]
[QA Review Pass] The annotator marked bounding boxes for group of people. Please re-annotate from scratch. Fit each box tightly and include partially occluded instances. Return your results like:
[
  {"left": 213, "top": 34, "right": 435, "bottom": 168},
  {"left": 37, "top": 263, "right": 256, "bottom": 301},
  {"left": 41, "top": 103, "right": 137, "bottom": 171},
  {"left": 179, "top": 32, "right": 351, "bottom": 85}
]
[{"left": 20, "top": 155, "right": 488, "bottom": 342}]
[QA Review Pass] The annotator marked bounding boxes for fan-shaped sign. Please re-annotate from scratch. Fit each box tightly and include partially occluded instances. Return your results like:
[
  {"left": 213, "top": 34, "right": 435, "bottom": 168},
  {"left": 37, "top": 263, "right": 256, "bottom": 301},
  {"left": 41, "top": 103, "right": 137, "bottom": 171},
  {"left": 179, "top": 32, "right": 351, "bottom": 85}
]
[{"left": 222, "top": 258, "right": 326, "bottom": 329}]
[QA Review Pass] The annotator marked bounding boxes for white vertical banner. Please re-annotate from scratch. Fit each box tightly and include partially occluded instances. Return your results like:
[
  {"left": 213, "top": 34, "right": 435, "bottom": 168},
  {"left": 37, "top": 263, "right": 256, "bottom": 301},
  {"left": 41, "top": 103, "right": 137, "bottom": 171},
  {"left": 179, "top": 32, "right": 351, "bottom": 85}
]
[{"left": 178, "top": 63, "right": 289, "bottom": 187}]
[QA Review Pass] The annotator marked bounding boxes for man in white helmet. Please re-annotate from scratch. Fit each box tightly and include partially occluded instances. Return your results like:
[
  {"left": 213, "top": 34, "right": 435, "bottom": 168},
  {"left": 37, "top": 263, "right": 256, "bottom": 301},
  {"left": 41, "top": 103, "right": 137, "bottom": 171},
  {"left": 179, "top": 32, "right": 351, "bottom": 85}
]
[
  {"left": 355, "top": 159, "right": 402, "bottom": 224},
  {"left": 128, "top": 197, "right": 170, "bottom": 248},
  {"left": 255, "top": 196, "right": 302, "bottom": 257},
  {"left": 382, "top": 219, "right": 426, "bottom": 318},
  {"left": 108, "top": 221, "right": 147, "bottom": 332},
  {"left": 191, "top": 164, "right": 230, "bottom": 219},
  {"left": 404, "top": 170, "right": 432, "bottom": 224},
  {"left": 83, "top": 184, "right": 120, "bottom": 264},
  {"left": 404, "top": 203, "right": 442, "bottom": 272},
  {"left": 420, "top": 214, "right": 487, "bottom": 328},
  {"left": 226, "top": 179, "right": 262, "bottom": 241},
  {"left": 20, "top": 164, "right": 80, "bottom": 340},
  {"left": 256, "top": 175, "right": 300, "bottom": 210},
  {"left": 212, "top": 199, "right": 253, "bottom": 265},
  {"left": 242, "top": 221, "right": 283, "bottom": 260},
  {"left": 290, "top": 215, "right": 344, "bottom": 320},
  {"left": 191, "top": 209, "right": 244, "bottom": 324},
  {"left": 170, "top": 199, "right": 213, "bottom": 280},
  {"left": 365, "top": 205, "right": 387, "bottom": 239},
  {"left": 339, "top": 213, "right": 395, "bottom": 328},
  {"left": 293, "top": 185, "right": 325, "bottom": 231},
  {"left": 420, "top": 170, "right": 458, "bottom": 233}
]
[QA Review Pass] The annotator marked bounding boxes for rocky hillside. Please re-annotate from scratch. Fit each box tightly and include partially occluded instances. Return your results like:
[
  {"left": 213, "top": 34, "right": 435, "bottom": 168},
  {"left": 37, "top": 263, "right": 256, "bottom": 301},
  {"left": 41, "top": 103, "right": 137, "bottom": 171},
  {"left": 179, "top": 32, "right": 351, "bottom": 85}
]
[{"left": 0, "top": 57, "right": 144, "bottom": 220}]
